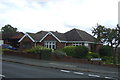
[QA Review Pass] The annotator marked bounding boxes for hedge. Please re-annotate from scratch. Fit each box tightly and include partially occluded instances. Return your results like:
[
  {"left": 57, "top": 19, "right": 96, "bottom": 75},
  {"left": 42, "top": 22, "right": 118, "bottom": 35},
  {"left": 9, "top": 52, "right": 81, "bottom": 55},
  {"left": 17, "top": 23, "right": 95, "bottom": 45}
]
[
  {"left": 62, "top": 45, "right": 89, "bottom": 58},
  {"left": 26, "top": 46, "right": 52, "bottom": 60},
  {"left": 53, "top": 50, "right": 67, "bottom": 58},
  {"left": 62, "top": 46, "right": 76, "bottom": 57},
  {"left": 74, "top": 46, "right": 89, "bottom": 58},
  {"left": 99, "top": 45, "right": 113, "bottom": 57}
]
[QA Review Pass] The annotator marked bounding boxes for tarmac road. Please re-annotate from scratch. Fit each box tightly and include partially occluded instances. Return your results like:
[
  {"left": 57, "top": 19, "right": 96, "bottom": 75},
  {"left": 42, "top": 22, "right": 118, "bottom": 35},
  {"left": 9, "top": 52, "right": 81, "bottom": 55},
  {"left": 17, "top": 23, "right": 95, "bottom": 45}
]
[{"left": 2, "top": 61, "right": 119, "bottom": 79}]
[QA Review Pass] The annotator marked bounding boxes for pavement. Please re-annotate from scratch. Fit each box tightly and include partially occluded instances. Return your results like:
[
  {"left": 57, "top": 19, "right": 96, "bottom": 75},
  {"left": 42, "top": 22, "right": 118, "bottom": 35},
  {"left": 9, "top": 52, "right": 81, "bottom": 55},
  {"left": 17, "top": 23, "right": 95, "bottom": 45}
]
[{"left": 1, "top": 55, "right": 119, "bottom": 75}]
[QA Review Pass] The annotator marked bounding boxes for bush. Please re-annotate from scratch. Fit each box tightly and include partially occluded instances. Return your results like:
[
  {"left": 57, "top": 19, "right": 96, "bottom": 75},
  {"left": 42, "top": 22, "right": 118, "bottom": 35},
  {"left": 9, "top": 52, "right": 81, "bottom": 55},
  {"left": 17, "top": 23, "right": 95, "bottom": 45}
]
[
  {"left": 26, "top": 46, "right": 52, "bottom": 54},
  {"left": 102, "top": 56, "right": 113, "bottom": 64},
  {"left": 86, "top": 52, "right": 100, "bottom": 59},
  {"left": 26, "top": 46, "right": 52, "bottom": 60},
  {"left": 54, "top": 50, "right": 67, "bottom": 58},
  {"left": 74, "top": 46, "right": 89, "bottom": 58},
  {"left": 62, "top": 46, "right": 89, "bottom": 58},
  {"left": 99, "top": 46, "right": 113, "bottom": 57},
  {"left": 62, "top": 46, "right": 76, "bottom": 57},
  {"left": 2, "top": 48, "right": 10, "bottom": 52}
]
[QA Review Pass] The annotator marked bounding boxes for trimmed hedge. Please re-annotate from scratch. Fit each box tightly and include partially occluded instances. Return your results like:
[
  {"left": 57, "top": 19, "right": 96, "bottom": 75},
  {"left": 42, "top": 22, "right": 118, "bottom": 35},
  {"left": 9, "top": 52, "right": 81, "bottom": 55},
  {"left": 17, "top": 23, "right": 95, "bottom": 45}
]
[
  {"left": 86, "top": 52, "right": 100, "bottom": 59},
  {"left": 62, "top": 46, "right": 76, "bottom": 57},
  {"left": 26, "top": 46, "right": 52, "bottom": 54},
  {"left": 26, "top": 46, "right": 52, "bottom": 60},
  {"left": 99, "top": 46, "right": 113, "bottom": 57},
  {"left": 62, "top": 45, "right": 89, "bottom": 58},
  {"left": 75, "top": 46, "right": 89, "bottom": 58},
  {"left": 53, "top": 50, "right": 67, "bottom": 58}
]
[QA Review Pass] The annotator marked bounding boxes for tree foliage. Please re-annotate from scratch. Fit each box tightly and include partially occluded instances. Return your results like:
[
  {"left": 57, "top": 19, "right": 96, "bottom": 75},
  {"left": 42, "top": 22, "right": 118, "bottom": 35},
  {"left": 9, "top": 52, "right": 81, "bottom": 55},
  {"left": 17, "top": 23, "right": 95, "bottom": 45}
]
[
  {"left": 92, "top": 24, "right": 120, "bottom": 50},
  {"left": 1, "top": 24, "right": 17, "bottom": 34},
  {"left": 92, "top": 24, "right": 120, "bottom": 64}
]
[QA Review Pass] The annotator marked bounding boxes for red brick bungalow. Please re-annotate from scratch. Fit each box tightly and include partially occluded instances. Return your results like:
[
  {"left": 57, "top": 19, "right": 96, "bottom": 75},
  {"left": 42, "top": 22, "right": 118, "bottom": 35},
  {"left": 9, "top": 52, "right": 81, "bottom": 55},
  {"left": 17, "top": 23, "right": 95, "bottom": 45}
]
[
  {"left": 18, "top": 28, "right": 102, "bottom": 52},
  {"left": 2, "top": 32, "right": 24, "bottom": 48}
]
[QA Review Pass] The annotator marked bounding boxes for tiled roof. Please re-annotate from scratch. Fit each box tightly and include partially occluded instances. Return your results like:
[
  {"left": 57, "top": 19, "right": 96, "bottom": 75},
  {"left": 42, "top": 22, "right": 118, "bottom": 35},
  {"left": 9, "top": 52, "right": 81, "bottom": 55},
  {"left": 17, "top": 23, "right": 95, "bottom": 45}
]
[
  {"left": 34, "top": 31, "right": 48, "bottom": 41},
  {"left": 51, "top": 31, "right": 66, "bottom": 41},
  {"left": 64, "top": 28, "right": 96, "bottom": 42},
  {"left": 22, "top": 28, "right": 96, "bottom": 42}
]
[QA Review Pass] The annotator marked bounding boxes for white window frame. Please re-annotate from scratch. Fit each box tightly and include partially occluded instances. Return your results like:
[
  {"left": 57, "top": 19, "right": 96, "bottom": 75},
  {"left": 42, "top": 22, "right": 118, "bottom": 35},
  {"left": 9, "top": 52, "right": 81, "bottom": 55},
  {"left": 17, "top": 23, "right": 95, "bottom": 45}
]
[
  {"left": 72, "top": 43, "right": 82, "bottom": 46},
  {"left": 44, "top": 41, "right": 56, "bottom": 49}
]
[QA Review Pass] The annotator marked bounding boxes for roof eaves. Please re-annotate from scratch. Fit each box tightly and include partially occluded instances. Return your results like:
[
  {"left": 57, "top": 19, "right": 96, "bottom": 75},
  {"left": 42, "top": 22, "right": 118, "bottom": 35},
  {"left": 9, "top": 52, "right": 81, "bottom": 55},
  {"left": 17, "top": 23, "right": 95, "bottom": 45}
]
[
  {"left": 18, "top": 33, "right": 35, "bottom": 42},
  {"left": 39, "top": 31, "right": 61, "bottom": 42}
]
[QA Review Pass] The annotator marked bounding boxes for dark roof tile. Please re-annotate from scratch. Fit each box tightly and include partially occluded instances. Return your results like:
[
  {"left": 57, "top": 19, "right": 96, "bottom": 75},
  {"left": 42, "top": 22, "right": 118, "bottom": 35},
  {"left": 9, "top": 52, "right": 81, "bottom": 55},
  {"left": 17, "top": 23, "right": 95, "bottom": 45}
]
[{"left": 23, "top": 28, "right": 96, "bottom": 42}]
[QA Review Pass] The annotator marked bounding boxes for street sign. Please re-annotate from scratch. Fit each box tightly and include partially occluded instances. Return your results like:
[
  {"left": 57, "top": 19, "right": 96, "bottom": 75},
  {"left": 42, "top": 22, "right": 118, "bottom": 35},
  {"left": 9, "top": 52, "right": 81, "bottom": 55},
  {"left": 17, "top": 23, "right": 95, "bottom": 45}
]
[{"left": 90, "top": 58, "right": 102, "bottom": 61}]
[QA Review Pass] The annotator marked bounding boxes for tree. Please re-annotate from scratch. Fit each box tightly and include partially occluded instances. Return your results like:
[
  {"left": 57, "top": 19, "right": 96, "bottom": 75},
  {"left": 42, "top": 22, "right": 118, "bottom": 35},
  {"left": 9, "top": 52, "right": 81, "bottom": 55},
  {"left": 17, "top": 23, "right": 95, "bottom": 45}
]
[
  {"left": 92, "top": 24, "right": 120, "bottom": 49},
  {"left": 1, "top": 24, "right": 18, "bottom": 34},
  {"left": 92, "top": 24, "right": 106, "bottom": 43},
  {"left": 92, "top": 24, "right": 120, "bottom": 64}
]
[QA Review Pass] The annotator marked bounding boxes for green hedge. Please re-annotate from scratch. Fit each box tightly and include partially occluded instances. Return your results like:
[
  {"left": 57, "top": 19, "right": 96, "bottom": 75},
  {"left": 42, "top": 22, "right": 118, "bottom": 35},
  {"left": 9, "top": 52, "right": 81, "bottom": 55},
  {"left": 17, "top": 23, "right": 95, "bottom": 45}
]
[
  {"left": 86, "top": 52, "right": 100, "bottom": 59},
  {"left": 75, "top": 46, "right": 89, "bottom": 58},
  {"left": 26, "top": 46, "right": 52, "bottom": 60},
  {"left": 102, "top": 56, "right": 114, "bottom": 64},
  {"left": 62, "top": 45, "right": 89, "bottom": 58},
  {"left": 99, "top": 45, "right": 113, "bottom": 57},
  {"left": 53, "top": 50, "right": 67, "bottom": 58},
  {"left": 26, "top": 46, "right": 52, "bottom": 54},
  {"left": 62, "top": 46, "right": 76, "bottom": 57}
]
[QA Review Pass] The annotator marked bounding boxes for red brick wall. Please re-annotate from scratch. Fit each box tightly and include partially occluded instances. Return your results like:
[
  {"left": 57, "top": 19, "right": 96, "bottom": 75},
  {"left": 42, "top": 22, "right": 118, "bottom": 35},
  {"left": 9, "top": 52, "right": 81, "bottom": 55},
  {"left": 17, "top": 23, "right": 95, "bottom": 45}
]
[
  {"left": 20, "top": 36, "right": 35, "bottom": 49},
  {"left": 66, "top": 43, "right": 72, "bottom": 46},
  {"left": 95, "top": 44, "right": 103, "bottom": 52},
  {"left": 40, "top": 34, "right": 65, "bottom": 49},
  {"left": 57, "top": 42, "right": 65, "bottom": 49}
]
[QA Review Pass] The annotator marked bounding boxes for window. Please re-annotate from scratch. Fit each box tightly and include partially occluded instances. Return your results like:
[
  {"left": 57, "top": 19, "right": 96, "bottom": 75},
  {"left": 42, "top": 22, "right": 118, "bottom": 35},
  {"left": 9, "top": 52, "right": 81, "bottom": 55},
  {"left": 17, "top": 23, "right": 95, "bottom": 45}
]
[
  {"left": 84, "top": 43, "right": 88, "bottom": 47},
  {"left": 72, "top": 43, "right": 82, "bottom": 46},
  {"left": 44, "top": 41, "right": 56, "bottom": 49}
]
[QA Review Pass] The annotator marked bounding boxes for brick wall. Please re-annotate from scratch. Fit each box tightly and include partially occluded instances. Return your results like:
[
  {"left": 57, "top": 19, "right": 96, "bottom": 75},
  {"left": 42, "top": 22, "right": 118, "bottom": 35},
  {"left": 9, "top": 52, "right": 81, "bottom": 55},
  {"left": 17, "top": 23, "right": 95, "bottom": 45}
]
[
  {"left": 20, "top": 36, "right": 35, "bottom": 49},
  {"left": 40, "top": 34, "right": 66, "bottom": 49}
]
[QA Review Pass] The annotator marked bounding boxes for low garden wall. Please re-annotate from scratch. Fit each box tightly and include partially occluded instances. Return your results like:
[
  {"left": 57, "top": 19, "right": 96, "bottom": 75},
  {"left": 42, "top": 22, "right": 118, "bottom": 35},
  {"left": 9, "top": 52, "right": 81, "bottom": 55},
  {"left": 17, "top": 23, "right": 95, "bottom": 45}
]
[
  {"left": 3, "top": 51, "right": 118, "bottom": 68},
  {"left": 51, "top": 54, "right": 102, "bottom": 65},
  {"left": 52, "top": 55, "right": 118, "bottom": 68},
  {"left": 3, "top": 51, "right": 40, "bottom": 59}
]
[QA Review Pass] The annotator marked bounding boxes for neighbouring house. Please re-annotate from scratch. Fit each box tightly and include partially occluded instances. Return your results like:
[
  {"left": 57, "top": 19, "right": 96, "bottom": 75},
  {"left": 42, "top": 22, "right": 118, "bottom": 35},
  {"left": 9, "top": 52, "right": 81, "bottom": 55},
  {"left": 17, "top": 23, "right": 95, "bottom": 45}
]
[
  {"left": 18, "top": 28, "right": 102, "bottom": 52},
  {"left": 0, "top": 32, "right": 3, "bottom": 45},
  {"left": 2, "top": 32, "right": 24, "bottom": 48}
]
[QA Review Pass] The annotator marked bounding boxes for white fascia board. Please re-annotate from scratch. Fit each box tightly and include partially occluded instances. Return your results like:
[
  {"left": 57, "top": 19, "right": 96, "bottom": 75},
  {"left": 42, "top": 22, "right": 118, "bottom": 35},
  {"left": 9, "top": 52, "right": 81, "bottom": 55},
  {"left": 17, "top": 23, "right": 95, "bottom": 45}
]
[
  {"left": 18, "top": 34, "right": 26, "bottom": 42},
  {"left": 39, "top": 31, "right": 61, "bottom": 42},
  {"left": 61, "top": 41, "right": 95, "bottom": 43},
  {"left": 18, "top": 33, "right": 35, "bottom": 42},
  {"left": 26, "top": 33, "right": 35, "bottom": 42},
  {"left": 39, "top": 32, "right": 49, "bottom": 42},
  {"left": 49, "top": 32, "right": 61, "bottom": 42}
]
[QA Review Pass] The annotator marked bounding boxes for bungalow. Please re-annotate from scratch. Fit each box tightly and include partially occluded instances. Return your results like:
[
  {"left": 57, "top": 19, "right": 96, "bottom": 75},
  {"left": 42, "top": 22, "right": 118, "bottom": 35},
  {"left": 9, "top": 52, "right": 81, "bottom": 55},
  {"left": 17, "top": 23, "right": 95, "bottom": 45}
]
[
  {"left": 2, "top": 32, "right": 24, "bottom": 48},
  {"left": 18, "top": 28, "right": 102, "bottom": 52}
]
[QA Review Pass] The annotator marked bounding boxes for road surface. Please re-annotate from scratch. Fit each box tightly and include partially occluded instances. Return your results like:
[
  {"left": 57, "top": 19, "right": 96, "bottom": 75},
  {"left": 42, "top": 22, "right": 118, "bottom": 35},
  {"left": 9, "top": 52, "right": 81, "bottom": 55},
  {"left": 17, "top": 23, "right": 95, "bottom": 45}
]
[{"left": 2, "top": 61, "right": 119, "bottom": 79}]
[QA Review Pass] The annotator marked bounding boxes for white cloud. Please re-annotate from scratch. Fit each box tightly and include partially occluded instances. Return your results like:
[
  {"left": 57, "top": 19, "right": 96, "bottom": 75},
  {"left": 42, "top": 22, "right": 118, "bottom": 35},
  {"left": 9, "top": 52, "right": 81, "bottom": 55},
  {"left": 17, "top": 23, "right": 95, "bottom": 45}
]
[{"left": 0, "top": 0, "right": 119, "bottom": 34}]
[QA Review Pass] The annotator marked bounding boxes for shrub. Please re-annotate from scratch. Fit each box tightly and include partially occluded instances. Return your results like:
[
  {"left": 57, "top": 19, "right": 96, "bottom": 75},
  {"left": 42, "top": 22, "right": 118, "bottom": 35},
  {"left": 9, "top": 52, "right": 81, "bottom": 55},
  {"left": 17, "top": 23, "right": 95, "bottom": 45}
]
[
  {"left": 26, "top": 46, "right": 52, "bottom": 60},
  {"left": 26, "top": 46, "right": 52, "bottom": 54},
  {"left": 62, "top": 45, "right": 89, "bottom": 58},
  {"left": 99, "top": 45, "right": 113, "bottom": 57},
  {"left": 102, "top": 56, "right": 113, "bottom": 64},
  {"left": 54, "top": 50, "right": 67, "bottom": 58},
  {"left": 86, "top": 52, "right": 100, "bottom": 59},
  {"left": 62, "top": 46, "right": 76, "bottom": 57},
  {"left": 74, "top": 46, "right": 89, "bottom": 58},
  {"left": 2, "top": 48, "right": 10, "bottom": 52}
]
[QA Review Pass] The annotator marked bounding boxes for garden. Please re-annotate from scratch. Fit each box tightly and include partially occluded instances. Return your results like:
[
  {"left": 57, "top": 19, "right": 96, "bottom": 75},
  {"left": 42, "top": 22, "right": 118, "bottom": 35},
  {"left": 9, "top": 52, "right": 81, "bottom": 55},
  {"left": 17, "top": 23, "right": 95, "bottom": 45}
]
[{"left": 2, "top": 45, "right": 120, "bottom": 66}]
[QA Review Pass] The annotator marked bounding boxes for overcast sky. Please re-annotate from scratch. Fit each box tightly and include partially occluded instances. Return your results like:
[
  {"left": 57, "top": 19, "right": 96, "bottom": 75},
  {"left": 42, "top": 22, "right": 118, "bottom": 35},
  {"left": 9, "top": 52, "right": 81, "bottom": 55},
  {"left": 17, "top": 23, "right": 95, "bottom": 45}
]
[{"left": 0, "top": 0, "right": 119, "bottom": 34}]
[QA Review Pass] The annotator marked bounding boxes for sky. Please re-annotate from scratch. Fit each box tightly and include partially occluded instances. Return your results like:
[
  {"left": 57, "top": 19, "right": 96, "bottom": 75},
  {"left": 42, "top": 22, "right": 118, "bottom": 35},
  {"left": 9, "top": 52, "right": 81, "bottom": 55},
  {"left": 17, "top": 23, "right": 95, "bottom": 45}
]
[{"left": 0, "top": 0, "right": 119, "bottom": 35}]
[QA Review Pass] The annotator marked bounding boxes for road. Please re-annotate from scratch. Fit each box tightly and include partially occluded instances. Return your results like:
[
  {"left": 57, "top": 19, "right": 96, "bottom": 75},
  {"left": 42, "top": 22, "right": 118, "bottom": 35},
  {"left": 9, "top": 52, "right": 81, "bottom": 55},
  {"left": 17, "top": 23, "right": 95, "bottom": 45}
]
[{"left": 2, "top": 61, "right": 119, "bottom": 79}]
